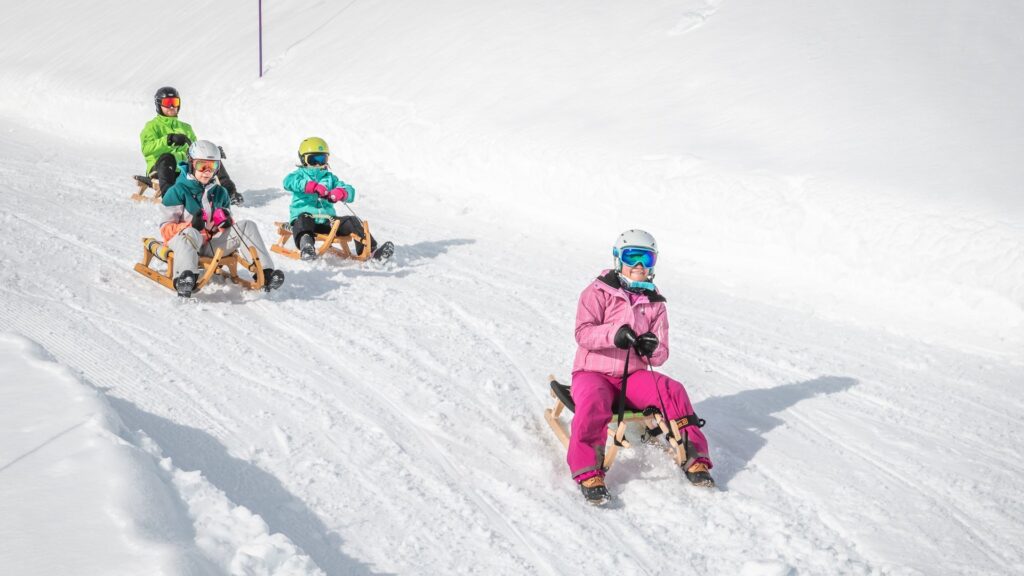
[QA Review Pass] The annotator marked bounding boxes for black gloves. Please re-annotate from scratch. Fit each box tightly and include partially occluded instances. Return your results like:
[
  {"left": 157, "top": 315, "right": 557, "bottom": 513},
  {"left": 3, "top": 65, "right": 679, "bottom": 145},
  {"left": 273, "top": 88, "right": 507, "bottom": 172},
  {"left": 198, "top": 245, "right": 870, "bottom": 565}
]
[
  {"left": 613, "top": 325, "right": 637, "bottom": 350},
  {"left": 613, "top": 325, "right": 659, "bottom": 357},
  {"left": 634, "top": 332, "right": 659, "bottom": 358},
  {"left": 167, "top": 133, "right": 191, "bottom": 146},
  {"left": 191, "top": 211, "right": 205, "bottom": 230},
  {"left": 218, "top": 145, "right": 227, "bottom": 159}
]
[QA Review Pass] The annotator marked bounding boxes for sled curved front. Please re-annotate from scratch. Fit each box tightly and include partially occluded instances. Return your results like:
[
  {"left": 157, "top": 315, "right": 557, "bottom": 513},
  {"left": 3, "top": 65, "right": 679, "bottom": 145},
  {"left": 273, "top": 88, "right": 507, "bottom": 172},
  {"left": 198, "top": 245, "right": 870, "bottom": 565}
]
[{"left": 131, "top": 174, "right": 162, "bottom": 203}]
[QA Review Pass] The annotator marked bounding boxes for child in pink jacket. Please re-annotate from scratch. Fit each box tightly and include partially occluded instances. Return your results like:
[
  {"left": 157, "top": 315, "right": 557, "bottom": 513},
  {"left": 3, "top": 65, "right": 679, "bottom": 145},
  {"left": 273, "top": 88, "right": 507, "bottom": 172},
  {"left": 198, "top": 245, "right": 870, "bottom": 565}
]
[{"left": 569, "top": 229, "right": 713, "bottom": 505}]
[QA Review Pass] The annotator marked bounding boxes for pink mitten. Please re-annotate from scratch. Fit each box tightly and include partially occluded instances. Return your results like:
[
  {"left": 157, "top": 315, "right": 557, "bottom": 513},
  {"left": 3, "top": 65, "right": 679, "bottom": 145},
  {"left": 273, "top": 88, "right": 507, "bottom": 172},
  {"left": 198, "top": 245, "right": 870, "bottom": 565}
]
[
  {"left": 326, "top": 187, "right": 347, "bottom": 203},
  {"left": 211, "top": 208, "right": 232, "bottom": 229},
  {"left": 304, "top": 181, "right": 327, "bottom": 196}
]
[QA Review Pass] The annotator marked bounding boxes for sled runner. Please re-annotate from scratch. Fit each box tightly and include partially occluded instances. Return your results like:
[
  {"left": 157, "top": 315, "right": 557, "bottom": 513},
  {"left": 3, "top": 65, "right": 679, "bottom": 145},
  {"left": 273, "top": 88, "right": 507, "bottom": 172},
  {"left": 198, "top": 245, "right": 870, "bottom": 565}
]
[
  {"left": 269, "top": 218, "right": 374, "bottom": 261},
  {"left": 544, "top": 374, "right": 695, "bottom": 471},
  {"left": 131, "top": 174, "right": 161, "bottom": 203},
  {"left": 133, "top": 236, "right": 267, "bottom": 293}
]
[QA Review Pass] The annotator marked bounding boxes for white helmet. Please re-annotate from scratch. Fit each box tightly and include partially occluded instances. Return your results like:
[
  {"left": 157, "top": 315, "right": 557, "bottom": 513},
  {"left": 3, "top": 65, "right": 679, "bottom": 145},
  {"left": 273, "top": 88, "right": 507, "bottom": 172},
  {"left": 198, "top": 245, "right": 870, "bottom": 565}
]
[
  {"left": 612, "top": 229, "right": 658, "bottom": 275},
  {"left": 187, "top": 139, "right": 221, "bottom": 162}
]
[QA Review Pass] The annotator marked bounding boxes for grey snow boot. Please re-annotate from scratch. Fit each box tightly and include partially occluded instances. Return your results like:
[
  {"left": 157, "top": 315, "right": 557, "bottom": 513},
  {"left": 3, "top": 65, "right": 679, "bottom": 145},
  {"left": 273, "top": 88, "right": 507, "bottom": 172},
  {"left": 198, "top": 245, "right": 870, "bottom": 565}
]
[
  {"left": 173, "top": 270, "right": 197, "bottom": 298},
  {"left": 372, "top": 240, "right": 394, "bottom": 261},
  {"left": 263, "top": 269, "right": 285, "bottom": 292},
  {"left": 299, "top": 234, "right": 317, "bottom": 261}
]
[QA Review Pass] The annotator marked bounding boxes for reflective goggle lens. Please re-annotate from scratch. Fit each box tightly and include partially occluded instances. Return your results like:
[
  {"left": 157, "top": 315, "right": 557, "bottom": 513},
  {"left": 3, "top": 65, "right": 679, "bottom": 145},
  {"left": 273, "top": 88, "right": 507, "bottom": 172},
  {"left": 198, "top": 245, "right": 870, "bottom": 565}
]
[
  {"left": 160, "top": 97, "right": 181, "bottom": 108},
  {"left": 305, "top": 153, "right": 329, "bottom": 166},
  {"left": 193, "top": 159, "right": 219, "bottom": 173},
  {"left": 619, "top": 247, "right": 657, "bottom": 268}
]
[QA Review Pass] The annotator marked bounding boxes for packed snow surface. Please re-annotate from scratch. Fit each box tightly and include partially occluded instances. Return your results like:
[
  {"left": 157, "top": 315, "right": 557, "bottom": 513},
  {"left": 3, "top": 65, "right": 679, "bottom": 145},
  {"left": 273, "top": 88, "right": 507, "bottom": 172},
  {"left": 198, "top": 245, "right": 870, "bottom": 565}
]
[{"left": 1, "top": 1, "right": 1022, "bottom": 574}]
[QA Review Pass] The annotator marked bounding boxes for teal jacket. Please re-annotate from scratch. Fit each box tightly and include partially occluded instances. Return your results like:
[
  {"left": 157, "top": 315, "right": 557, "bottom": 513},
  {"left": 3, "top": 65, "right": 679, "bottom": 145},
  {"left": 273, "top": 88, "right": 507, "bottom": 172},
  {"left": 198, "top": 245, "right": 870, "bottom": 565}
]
[
  {"left": 282, "top": 166, "right": 356, "bottom": 223},
  {"left": 162, "top": 173, "right": 230, "bottom": 214},
  {"left": 140, "top": 115, "right": 198, "bottom": 173},
  {"left": 158, "top": 173, "right": 230, "bottom": 243}
]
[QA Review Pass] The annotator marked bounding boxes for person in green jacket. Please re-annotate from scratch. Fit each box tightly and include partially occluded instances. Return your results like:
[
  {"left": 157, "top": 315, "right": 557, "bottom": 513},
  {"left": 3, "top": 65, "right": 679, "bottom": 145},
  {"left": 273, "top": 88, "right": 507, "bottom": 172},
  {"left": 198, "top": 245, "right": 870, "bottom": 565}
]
[
  {"left": 282, "top": 137, "right": 393, "bottom": 261},
  {"left": 140, "top": 86, "right": 243, "bottom": 205}
]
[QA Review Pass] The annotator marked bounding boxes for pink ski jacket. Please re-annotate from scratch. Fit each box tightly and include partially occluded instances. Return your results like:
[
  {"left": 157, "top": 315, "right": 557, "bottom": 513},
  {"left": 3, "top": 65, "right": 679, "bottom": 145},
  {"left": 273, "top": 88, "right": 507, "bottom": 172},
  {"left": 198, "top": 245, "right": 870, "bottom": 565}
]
[{"left": 572, "top": 270, "right": 669, "bottom": 377}]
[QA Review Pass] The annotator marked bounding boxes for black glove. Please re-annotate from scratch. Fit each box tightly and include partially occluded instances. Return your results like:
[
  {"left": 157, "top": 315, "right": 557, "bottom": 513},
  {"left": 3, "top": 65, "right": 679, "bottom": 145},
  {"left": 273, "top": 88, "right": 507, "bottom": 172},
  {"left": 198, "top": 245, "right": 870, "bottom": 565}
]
[
  {"left": 613, "top": 325, "right": 637, "bottom": 350},
  {"left": 218, "top": 145, "right": 227, "bottom": 159},
  {"left": 190, "top": 210, "right": 206, "bottom": 230},
  {"left": 634, "top": 332, "right": 659, "bottom": 358},
  {"left": 167, "top": 133, "right": 191, "bottom": 146}
]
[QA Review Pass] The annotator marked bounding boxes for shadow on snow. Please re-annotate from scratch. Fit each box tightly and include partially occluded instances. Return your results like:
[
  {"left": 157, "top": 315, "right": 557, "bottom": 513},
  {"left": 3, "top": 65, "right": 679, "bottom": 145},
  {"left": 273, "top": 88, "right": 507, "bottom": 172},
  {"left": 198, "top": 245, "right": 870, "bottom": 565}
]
[
  {"left": 696, "top": 375, "right": 859, "bottom": 489},
  {"left": 162, "top": 237, "right": 476, "bottom": 303},
  {"left": 106, "top": 395, "right": 390, "bottom": 576}
]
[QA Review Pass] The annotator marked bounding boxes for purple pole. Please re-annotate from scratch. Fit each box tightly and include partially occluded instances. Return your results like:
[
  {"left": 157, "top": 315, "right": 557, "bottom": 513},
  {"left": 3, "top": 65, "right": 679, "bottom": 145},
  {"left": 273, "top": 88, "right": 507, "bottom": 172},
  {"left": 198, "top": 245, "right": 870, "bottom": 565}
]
[{"left": 259, "top": 0, "right": 263, "bottom": 77}]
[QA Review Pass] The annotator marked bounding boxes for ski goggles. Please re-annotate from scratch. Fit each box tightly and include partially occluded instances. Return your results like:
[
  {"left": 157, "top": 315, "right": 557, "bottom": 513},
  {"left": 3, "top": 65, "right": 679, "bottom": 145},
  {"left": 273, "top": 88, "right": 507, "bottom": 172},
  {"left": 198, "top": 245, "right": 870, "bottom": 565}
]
[
  {"left": 304, "top": 153, "right": 329, "bottom": 166},
  {"left": 159, "top": 97, "right": 181, "bottom": 108},
  {"left": 193, "top": 159, "right": 219, "bottom": 173},
  {"left": 618, "top": 247, "right": 657, "bottom": 268}
]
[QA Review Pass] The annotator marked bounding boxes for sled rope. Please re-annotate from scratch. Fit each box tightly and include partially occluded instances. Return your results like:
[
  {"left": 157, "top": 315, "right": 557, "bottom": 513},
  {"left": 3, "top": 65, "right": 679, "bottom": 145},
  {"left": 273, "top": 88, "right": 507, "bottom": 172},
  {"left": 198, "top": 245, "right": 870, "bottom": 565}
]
[
  {"left": 648, "top": 359, "right": 678, "bottom": 444},
  {"left": 613, "top": 350, "right": 630, "bottom": 447}
]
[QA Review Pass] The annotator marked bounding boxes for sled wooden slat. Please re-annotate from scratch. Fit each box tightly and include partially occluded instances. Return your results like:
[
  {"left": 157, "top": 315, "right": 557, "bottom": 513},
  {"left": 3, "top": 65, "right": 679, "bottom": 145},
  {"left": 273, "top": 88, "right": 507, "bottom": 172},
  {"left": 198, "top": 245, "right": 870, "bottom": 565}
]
[
  {"left": 544, "top": 374, "right": 650, "bottom": 472},
  {"left": 270, "top": 218, "right": 373, "bottom": 262},
  {"left": 133, "top": 236, "right": 265, "bottom": 294},
  {"left": 130, "top": 175, "right": 162, "bottom": 203}
]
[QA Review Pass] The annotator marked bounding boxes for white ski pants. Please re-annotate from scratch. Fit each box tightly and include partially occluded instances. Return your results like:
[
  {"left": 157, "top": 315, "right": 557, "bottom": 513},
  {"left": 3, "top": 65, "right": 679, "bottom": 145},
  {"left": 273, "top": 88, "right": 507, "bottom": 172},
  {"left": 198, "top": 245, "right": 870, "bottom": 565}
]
[{"left": 168, "top": 220, "right": 274, "bottom": 278}]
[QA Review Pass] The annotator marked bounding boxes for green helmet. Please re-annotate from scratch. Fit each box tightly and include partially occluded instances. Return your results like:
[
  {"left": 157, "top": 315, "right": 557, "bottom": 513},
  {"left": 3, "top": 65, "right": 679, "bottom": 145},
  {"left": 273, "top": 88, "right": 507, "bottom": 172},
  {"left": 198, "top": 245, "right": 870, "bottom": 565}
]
[{"left": 298, "top": 137, "right": 330, "bottom": 166}]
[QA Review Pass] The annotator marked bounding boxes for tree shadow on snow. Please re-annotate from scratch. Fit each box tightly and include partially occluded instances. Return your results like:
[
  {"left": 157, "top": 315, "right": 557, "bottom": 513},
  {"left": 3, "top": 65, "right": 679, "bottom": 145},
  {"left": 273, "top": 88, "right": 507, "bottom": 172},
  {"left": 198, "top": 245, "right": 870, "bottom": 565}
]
[
  {"left": 105, "top": 396, "right": 389, "bottom": 576},
  {"left": 695, "top": 376, "right": 859, "bottom": 490}
]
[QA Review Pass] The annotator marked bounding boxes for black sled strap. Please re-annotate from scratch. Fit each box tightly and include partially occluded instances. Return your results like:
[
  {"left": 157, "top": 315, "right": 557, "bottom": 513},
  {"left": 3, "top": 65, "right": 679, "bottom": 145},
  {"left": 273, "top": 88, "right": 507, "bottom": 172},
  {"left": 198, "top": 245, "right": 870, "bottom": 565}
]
[{"left": 673, "top": 414, "right": 707, "bottom": 429}]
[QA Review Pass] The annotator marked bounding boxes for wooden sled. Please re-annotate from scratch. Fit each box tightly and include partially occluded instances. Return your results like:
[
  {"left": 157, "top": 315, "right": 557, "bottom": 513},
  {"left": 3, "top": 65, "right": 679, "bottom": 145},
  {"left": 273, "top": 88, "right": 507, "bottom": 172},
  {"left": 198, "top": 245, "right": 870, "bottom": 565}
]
[
  {"left": 131, "top": 174, "right": 161, "bottom": 203},
  {"left": 270, "top": 218, "right": 373, "bottom": 261},
  {"left": 133, "top": 236, "right": 267, "bottom": 293},
  {"left": 543, "top": 374, "right": 691, "bottom": 471}
]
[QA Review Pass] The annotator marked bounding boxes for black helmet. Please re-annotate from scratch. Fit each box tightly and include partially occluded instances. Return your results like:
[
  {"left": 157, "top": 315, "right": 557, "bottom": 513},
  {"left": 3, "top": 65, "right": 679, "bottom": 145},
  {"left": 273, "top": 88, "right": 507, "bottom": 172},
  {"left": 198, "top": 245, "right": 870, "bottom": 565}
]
[{"left": 154, "top": 86, "right": 180, "bottom": 115}]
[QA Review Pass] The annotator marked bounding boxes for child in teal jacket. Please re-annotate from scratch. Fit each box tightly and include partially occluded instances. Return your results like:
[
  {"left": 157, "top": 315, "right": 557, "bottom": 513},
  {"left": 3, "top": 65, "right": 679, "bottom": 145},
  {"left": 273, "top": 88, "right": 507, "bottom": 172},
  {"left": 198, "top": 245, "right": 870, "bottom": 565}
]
[{"left": 282, "top": 137, "right": 393, "bottom": 261}]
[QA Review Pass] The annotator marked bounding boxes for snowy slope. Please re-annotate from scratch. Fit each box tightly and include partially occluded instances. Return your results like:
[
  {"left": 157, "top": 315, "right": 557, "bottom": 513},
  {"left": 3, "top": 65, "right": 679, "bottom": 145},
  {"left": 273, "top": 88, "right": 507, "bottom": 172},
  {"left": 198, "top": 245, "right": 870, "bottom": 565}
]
[
  {"left": 0, "top": 333, "right": 323, "bottom": 575},
  {"left": 1, "top": 1, "right": 1023, "bottom": 575}
]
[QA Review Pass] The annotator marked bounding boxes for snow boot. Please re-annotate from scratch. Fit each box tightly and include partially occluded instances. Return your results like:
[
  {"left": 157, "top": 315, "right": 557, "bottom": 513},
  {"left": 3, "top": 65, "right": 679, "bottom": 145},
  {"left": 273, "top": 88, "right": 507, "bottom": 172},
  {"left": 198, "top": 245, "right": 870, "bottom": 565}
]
[
  {"left": 299, "top": 234, "right": 317, "bottom": 261},
  {"left": 684, "top": 462, "right": 715, "bottom": 488},
  {"left": 173, "top": 270, "right": 197, "bottom": 298},
  {"left": 372, "top": 240, "right": 394, "bottom": 261},
  {"left": 263, "top": 269, "right": 285, "bottom": 292},
  {"left": 579, "top": 476, "right": 611, "bottom": 506},
  {"left": 221, "top": 178, "right": 244, "bottom": 206}
]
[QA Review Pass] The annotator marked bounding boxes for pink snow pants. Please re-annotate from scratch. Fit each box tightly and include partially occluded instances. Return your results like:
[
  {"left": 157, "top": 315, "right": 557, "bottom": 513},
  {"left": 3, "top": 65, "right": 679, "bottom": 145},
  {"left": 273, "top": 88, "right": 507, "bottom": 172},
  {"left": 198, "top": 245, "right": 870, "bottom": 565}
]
[{"left": 568, "top": 370, "right": 712, "bottom": 481}]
